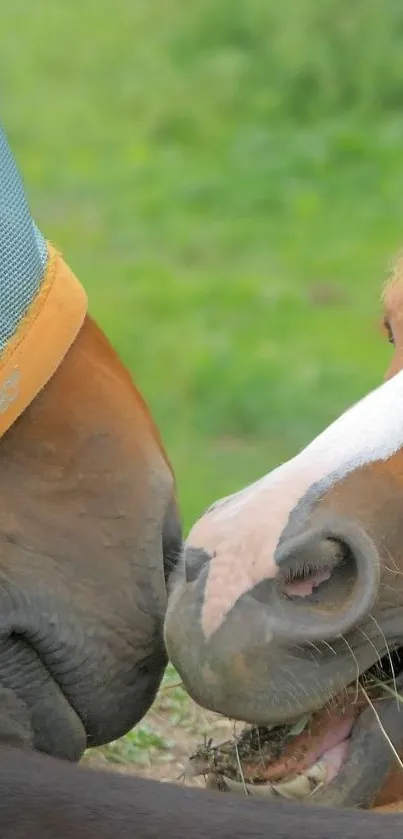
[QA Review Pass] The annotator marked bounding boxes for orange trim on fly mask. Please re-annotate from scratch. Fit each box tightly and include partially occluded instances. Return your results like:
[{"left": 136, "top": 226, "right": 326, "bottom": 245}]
[{"left": 0, "top": 242, "right": 88, "bottom": 436}]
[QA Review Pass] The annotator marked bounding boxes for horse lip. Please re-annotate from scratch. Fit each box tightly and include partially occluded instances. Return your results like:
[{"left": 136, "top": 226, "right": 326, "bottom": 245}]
[
  {"left": 291, "top": 645, "right": 403, "bottom": 808},
  {"left": 200, "top": 642, "right": 403, "bottom": 810},
  {"left": 306, "top": 694, "right": 403, "bottom": 808},
  {"left": 205, "top": 697, "right": 403, "bottom": 809},
  {"left": 4, "top": 632, "right": 88, "bottom": 761}
]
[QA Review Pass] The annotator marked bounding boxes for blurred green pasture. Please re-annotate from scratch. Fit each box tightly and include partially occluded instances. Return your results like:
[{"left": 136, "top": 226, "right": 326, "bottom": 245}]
[{"left": 2, "top": 0, "right": 402, "bottom": 532}]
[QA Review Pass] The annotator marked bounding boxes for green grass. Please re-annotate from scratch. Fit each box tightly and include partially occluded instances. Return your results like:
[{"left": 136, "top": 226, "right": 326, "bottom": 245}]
[
  {"left": 96, "top": 724, "right": 175, "bottom": 766},
  {"left": 2, "top": 0, "right": 403, "bottom": 764}
]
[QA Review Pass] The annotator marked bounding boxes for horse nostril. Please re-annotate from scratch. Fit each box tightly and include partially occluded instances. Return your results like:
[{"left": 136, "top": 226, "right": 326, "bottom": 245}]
[
  {"left": 278, "top": 536, "right": 349, "bottom": 600},
  {"left": 269, "top": 517, "right": 381, "bottom": 643},
  {"left": 184, "top": 547, "right": 211, "bottom": 584}
]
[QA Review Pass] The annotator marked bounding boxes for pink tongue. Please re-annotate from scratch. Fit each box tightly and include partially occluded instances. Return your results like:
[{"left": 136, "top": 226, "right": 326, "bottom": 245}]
[
  {"left": 319, "top": 741, "right": 350, "bottom": 783},
  {"left": 302, "top": 716, "right": 354, "bottom": 773},
  {"left": 261, "top": 712, "right": 356, "bottom": 783},
  {"left": 285, "top": 569, "right": 331, "bottom": 597}
]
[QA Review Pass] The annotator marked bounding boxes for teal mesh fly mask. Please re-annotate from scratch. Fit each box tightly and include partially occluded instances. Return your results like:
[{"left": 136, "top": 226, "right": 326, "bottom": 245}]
[
  {"left": 0, "top": 123, "right": 87, "bottom": 438},
  {"left": 0, "top": 124, "right": 48, "bottom": 353}
]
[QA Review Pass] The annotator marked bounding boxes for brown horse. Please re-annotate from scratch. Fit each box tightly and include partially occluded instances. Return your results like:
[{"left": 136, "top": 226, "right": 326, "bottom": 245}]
[
  {"left": 0, "top": 743, "right": 401, "bottom": 838},
  {"left": 0, "top": 122, "right": 182, "bottom": 763},
  {"left": 164, "top": 255, "right": 403, "bottom": 813},
  {"left": 0, "top": 307, "right": 182, "bottom": 760},
  {"left": 2, "top": 119, "right": 403, "bottom": 831},
  {"left": 2, "top": 269, "right": 401, "bottom": 832},
  {"left": 2, "top": 215, "right": 399, "bottom": 839}
]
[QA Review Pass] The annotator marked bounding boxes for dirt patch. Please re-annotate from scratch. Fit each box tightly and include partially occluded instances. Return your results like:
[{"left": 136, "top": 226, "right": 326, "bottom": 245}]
[{"left": 82, "top": 669, "right": 235, "bottom": 787}]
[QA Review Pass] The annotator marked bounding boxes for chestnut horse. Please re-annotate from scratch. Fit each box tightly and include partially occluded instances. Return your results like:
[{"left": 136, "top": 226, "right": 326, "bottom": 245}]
[
  {"left": 164, "top": 256, "right": 403, "bottom": 812},
  {"left": 0, "top": 123, "right": 181, "bottom": 759},
  {"left": 0, "top": 743, "right": 401, "bottom": 838},
  {"left": 1, "top": 118, "right": 403, "bottom": 832}
]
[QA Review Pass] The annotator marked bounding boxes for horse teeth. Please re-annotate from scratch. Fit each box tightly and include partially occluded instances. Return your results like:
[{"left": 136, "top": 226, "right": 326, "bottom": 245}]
[
  {"left": 203, "top": 759, "right": 328, "bottom": 801},
  {"left": 272, "top": 775, "right": 313, "bottom": 799},
  {"left": 204, "top": 774, "right": 274, "bottom": 797},
  {"left": 305, "top": 760, "right": 328, "bottom": 783},
  {"left": 271, "top": 761, "right": 327, "bottom": 800}
]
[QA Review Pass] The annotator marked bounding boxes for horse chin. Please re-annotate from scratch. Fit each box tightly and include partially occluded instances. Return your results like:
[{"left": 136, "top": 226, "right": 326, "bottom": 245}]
[{"left": 194, "top": 651, "right": 403, "bottom": 812}]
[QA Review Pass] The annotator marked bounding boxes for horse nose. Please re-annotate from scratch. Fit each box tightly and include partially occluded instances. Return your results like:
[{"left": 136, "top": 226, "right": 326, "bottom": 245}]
[
  {"left": 255, "top": 516, "right": 381, "bottom": 644},
  {"left": 184, "top": 547, "right": 211, "bottom": 583}
]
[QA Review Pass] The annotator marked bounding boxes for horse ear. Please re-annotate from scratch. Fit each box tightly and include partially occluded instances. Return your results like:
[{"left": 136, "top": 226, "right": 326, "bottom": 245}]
[{"left": 0, "top": 124, "right": 87, "bottom": 437}]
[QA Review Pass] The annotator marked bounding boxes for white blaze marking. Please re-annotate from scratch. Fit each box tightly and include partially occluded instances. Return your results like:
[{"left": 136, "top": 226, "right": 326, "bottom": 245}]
[{"left": 189, "top": 368, "right": 403, "bottom": 637}]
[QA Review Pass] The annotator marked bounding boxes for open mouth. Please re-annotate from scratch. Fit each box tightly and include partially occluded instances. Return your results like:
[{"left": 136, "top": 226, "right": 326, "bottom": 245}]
[{"left": 186, "top": 646, "right": 403, "bottom": 810}]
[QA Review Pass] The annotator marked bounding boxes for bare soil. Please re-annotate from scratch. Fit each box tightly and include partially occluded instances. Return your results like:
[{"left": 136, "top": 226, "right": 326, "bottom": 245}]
[{"left": 82, "top": 675, "right": 235, "bottom": 788}]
